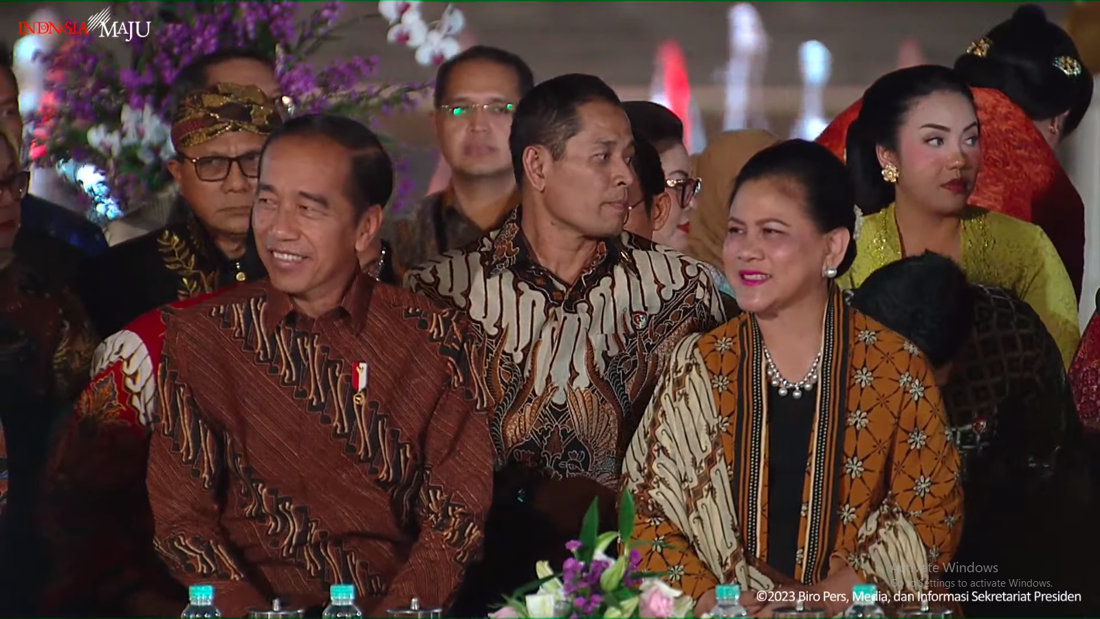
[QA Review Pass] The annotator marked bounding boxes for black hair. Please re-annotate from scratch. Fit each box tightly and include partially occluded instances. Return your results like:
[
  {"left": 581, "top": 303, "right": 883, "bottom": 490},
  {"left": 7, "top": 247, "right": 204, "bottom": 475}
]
[
  {"left": 170, "top": 47, "right": 275, "bottom": 109},
  {"left": 261, "top": 114, "right": 394, "bottom": 217},
  {"left": 509, "top": 73, "right": 622, "bottom": 185},
  {"left": 849, "top": 251, "right": 974, "bottom": 368},
  {"left": 433, "top": 45, "right": 534, "bottom": 108},
  {"left": 733, "top": 139, "right": 858, "bottom": 275},
  {"left": 631, "top": 133, "right": 665, "bottom": 214},
  {"left": 846, "top": 65, "right": 974, "bottom": 214},
  {"left": 0, "top": 42, "right": 14, "bottom": 92},
  {"left": 954, "top": 4, "right": 1093, "bottom": 137},
  {"left": 623, "top": 101, "right": 684, "bottom": 154}
]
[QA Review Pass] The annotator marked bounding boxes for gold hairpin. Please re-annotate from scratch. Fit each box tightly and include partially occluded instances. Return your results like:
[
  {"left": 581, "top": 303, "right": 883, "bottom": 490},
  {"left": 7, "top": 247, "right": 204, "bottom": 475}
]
[
  {"left": 1053, "top": 56, "right": 1082, "bottom": 77},
  {"left": 966, "top": 37, "right": 991, "bottom": 58}
]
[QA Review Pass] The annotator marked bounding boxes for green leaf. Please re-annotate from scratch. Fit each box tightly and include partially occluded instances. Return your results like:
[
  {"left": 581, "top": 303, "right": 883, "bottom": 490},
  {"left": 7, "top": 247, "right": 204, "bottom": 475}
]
[
  {"left": 599, "top": 555, "right": 627, "bottom": 592},
  {"left": 619, "top": 489, "right": 636, "bottom": 548},
  {"left": 579, "top": 496, "right": 599, "bottom": 563},
  {"left": 594, "top": 531, "right": 619, "bottom": 556}
]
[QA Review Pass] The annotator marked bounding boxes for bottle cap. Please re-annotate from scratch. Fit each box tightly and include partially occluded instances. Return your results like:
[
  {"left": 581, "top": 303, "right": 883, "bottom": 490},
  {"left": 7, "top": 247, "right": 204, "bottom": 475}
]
[
  {"left": 853, "top": 583, "right": 878, "bottom": 602},
  {"left": 189, "top": 584, "right": 215, "bottom": 602},
  {"left": 716, "top": 584, "right": 742, "bottom": 601},
  {"left": 331, "top": 584, "right": 356, "bottom": 601}
]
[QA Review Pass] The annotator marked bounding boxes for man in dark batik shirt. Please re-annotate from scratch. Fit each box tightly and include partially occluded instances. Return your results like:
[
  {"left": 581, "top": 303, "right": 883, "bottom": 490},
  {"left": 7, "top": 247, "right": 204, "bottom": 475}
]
[
  {"left": 851, "top": 252, "right": 1099, "bottom": 619},
  {"left": 144, "top": 115, "right": 492, "bottom": 618},
  {"left": 76, "top": 51, "right": 284, "bottom": 337},
  {"left": 0, "top": 130, "right": 97, "bottom": 616},
  {"left": 382, "top": 46, "right": 532, "bottom": 277}
]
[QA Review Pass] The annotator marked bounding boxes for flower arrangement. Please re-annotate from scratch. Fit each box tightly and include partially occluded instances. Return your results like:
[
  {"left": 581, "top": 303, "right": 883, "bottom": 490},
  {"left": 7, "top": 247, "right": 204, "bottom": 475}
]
[
  {"left": 492, "top": 490, "right": 694, "bottom": 619},
  {"left": 29, "top": 1, "right": 465, "bottom": 225}
]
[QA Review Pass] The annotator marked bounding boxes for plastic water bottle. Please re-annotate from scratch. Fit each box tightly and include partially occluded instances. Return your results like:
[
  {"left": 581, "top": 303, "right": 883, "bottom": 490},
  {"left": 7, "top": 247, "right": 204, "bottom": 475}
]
[
  {"left": 322, "top": 584, "right": 364, "bottom": 618},
  {"left": 710, "top": 583, "right": 749, "bottom": 618},
  {"left": 843, "top": 584, "right": 886, "bottom": 618},
  {"left": 181, "top": 584, "right": 221, "bottom": 618}
]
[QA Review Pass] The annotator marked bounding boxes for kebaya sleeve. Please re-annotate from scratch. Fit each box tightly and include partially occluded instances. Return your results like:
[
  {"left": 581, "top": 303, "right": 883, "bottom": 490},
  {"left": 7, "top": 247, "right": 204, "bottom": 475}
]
[
  {"left": 1016, "top": 226, "right": 1080, "bottom": 368},
  {"left": 623, "top": 335, "right": 724, "bottom": 601},
  {"left": 847, "top": 352, "right": 963, "bottom": 594}
]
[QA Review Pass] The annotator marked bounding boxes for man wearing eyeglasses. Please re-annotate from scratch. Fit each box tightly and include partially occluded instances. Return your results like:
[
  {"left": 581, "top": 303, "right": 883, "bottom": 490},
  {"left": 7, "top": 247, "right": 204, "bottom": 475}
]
[
  {"left": 77, "top": 83, "right": 281, "bottom": 338},
  {"left": 382, "top": 46, "right": 533, "bottom": 277}
]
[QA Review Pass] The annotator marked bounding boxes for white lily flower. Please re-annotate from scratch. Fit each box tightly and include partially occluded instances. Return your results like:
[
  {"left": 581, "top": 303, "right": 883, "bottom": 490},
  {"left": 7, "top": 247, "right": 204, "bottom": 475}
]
[
  {"left": 378, "top": 0, "right": 420, "bottom": 25},
  {"left": 640, "top": 577, "right": 684, "bottom": 599},
  {"left": 414, "top": 30, "right": 460, "bottom": 66},
  {"left": 438, "top": 4, "right": 466, "bottom": 36},
  {"left": 387, "top": 9, "right": 428, "bottom": 48},
  {"left": 525, "top": 593, "right": 557, "bottom": 618},
  {"left": 87, "top": 124, "right": 122, "bottom": 158},
  {"left": 120, "top": 104, "right": 142, "bottom": 146}
]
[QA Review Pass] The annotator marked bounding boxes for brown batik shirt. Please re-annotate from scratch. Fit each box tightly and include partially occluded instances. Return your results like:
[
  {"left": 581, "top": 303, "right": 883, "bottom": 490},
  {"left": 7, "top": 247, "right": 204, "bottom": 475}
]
[
  {"left": 404, "top": 207, "right": 727, "bottom": 487},
  {"left": 382, "top": 185, "right": 520, "bottom": 279},
  {"left": 146, "top": 273, "right": 492, "bottom": 616}
]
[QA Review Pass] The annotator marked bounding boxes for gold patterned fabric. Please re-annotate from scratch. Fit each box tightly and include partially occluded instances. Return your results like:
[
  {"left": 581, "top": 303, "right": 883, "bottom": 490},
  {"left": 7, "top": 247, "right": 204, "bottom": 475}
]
[
  {"left": 170, "top": 83, "right": 281, "bottom": 150},
  {"left": 625, "top": 286, "right": 963, "bottom": 605},
  {"left": 404, "top": 207, "right": 727, "bottom": 487},
  {"left": 838, "top": 204, "right": 1079, "bottom": 367}
]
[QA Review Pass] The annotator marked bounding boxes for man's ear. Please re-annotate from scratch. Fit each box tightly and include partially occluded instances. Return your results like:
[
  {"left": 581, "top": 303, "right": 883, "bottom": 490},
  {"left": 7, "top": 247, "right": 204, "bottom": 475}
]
[
  {"left": 167, "top": 157, "right": 184, "bottom": 185},
  {"left": 353, "top": 204, "right": 383, "bottom": 255},
  {"left": 522, "top": 145, "right": 551, "bottom": 193},
  {"left": 650, "top": 191, "right": 673, "bottom": 232}
]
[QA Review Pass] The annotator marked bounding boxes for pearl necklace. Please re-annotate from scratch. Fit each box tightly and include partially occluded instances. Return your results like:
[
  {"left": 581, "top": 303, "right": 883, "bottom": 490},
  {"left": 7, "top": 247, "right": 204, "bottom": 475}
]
[{"left": 763, "top": 345, "right": 822, "bottom": 399}]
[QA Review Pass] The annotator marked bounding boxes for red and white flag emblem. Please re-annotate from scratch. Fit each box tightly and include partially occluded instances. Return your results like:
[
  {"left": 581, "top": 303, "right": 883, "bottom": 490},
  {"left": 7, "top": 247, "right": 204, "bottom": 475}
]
[{"left": 354, "top": 362, "right": 369, "bottom": 392}]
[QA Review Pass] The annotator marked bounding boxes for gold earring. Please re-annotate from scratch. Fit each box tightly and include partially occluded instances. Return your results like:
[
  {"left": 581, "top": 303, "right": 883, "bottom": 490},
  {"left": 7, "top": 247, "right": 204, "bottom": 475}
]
[{"left": 881, "top": 164, "right": 899, "bottom": 184}]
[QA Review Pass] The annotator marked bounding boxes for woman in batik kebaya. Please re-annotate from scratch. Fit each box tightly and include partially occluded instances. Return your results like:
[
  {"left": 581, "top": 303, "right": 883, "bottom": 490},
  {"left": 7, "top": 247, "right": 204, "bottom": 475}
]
[
  {"left": 624, "top": 140, "right": 962, "bottom": 618},
  {"left": 817, "top": 5, "right": 1093, "bottom": 297},
  {"left": 837, "top": 65, "right": 1079, "bottom": 367}
]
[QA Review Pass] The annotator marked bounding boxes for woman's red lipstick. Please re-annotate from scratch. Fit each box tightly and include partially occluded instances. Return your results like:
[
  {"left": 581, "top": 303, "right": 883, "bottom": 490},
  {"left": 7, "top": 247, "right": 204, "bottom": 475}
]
[{"left": 942, "top": 179, "right": 968, "bottom": 194}]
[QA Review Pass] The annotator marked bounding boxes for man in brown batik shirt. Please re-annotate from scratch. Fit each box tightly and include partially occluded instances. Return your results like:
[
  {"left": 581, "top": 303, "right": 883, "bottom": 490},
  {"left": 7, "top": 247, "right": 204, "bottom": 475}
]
[
  {"left": 145, "top": 115, "right": 492, "bottom": 617},
  {"left": 382, "top": 46, "right": 532, "bottom": 277}
]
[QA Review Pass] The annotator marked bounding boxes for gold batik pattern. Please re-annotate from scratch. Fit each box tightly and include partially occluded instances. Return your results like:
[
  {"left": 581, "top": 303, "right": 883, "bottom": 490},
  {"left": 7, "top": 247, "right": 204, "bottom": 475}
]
[
  {"left": 406, "top": 207, "right": 726, "bottom": 487},
  {"left": 625, "top": 286, "right": 963, "bottom": 602},
  {"left": 839, "top": 203, "right": 1078, "bottom": 367}
]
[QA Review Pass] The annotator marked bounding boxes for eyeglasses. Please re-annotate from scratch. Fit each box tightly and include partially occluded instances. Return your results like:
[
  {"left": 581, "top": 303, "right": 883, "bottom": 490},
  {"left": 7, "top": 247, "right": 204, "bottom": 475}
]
[
  {"left": 439, "top": 102, "right": 516, "bottom": 119},
  {"left": 0, "top": 170, "right": 29, "bottom": 200},
  {"left": 180, "top": 152, "right": 262, "bottom": 182},
  {"left": 666, "top": 177, "right": 702, "bottom": 205}
]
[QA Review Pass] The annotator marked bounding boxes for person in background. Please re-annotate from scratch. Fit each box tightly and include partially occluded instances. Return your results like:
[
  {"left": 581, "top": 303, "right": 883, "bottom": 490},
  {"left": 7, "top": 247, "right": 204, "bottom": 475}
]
[
  {"left": 622, "top": 101, "right": 698, "bottom": 252},
  {"left": 406, "top": 74, "right": 725, "bottom": 615},
  {"left": 0, "top": 130, "right": 97, "bottom": 615},
  {"left": 1072, "top": 297, "right": 1100, "bottom": 431},
  {"left": 77, "top": 80, "right": 280, "bottom": 338},
  {"left": 817, "top": 5, "right": 1093, "bottom": 297},
  {"left": 624, "top": 133, "right": 738, "bottom": 317},
  {"left": 0, "top": 43, "right": 107, "bottom": 258},
  {"left": 851, "top": 252, "right": 1098, "bottom": 618},
  {"left": 838, "top": 65, "right": 1079, "bottom": 367},
  {"left": 684, "top": 130, "right": 779, "bottom": 271},
  {"left": 383, "top": 45, "right": 533, "bottom": 277},
  {"left": 626, "top": 140, "right": 961, "bottom": 618},
  {"left": 143, "top": 114, "right": 491, "bottom": 617}
]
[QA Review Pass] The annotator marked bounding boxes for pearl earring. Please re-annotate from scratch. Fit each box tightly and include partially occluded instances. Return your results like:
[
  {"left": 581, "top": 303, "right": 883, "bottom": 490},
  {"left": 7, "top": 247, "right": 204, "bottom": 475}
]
[
  {"left": 824, "top": 266, "right": 838, "bottom": 279},
  {"left": 881, "top": 164, "right": 899, "bottom": 184}
]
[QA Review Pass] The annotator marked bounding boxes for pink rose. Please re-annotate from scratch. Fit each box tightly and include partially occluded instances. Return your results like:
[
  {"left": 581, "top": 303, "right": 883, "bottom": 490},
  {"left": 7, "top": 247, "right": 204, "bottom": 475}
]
[
  {"left": 639, "top": 584, "right": 676, "bottom": 618},
  {"left": 489, "top": 606, "right": 521, "bottom": 618}
]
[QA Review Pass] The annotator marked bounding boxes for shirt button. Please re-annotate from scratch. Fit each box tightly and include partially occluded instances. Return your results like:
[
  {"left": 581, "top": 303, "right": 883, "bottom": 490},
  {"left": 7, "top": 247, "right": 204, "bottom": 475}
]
[{"left": 236, "top": 271, "right": 246, "bottom": 282}]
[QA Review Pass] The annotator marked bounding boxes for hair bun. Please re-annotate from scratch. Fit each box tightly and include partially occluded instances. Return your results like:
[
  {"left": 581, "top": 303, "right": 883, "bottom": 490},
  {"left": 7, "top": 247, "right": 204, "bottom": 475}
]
[{"left": 1011, "top": 4, "right": 1049, "bottom": 25}]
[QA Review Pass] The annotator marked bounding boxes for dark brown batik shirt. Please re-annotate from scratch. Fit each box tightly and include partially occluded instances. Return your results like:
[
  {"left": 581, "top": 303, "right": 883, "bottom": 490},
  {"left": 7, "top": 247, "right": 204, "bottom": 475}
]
[
  {"left": 404, "top": 207, "right": 726, "bottom": 487},
  {"left": 146, "top": 273, "right": 492, "bottom": 617},
  {"left": 382, "top": 185, "right": 520, "bottom": 279}
]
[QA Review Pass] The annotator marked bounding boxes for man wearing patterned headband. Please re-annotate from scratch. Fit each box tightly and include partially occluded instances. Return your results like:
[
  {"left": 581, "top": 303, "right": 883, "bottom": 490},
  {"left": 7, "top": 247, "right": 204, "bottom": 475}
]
[
  {"left": 77, "top": 82, "right": 281, "bottom": 338},
  {"left": 43, "top": 82, "right": 281, "bottom": 616}
]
